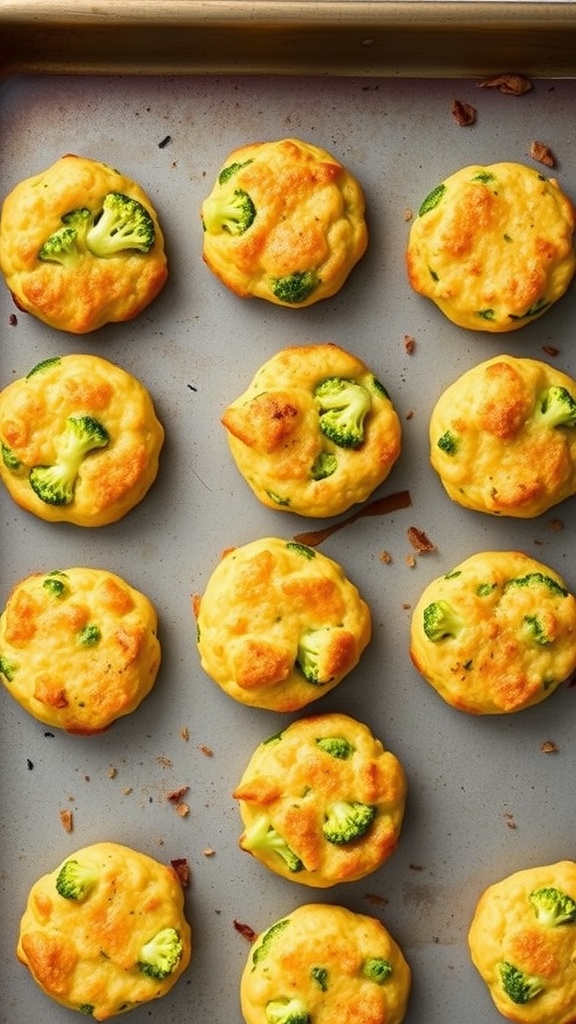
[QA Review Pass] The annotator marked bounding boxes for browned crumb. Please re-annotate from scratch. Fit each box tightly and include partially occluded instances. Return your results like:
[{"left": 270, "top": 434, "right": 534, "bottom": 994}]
[
  {"left": 409, "top": 863, "right": 425, "bottom": 871},
  {"left": 402, "top": 602, "right": 411, "bottom": 610},
  {"left": 405, "top": 554, "right": 416, "bottom": 568},
  {"left": 404, "top": 334, "right": 416, "bottom": 354},
  {"left": 175, "top": 802, "right": 190, "bottom": 818},
  {"left": 451, "top": 99, "right": 477, "bottom": 126},
  {"left": 548, "top": 518, "right": 564, "bottom": 532},
  {"left": 199, "top": 744, "right": 214, "bottom": 757},
  {"left": 180, "top": 726, "right": 189, "bottom": 742},
  {"left": 407, "top": 526, "right": 437, "bottom": 554},
  {"left": 234, "top": 920, "right": 257, "bottom": 942},
  {"left": 405, "top": 410, "right": 414, "bottom": 420},
  {"left": 363, "top": 892, "right": 389, "bottom": 907},
  {"left": 477, "top": 73, "right": 533, "bottom": 95},
  {"left": 108, "top": 766, "right": 117, "bottom": 779},
  {"left": 191, "top": 593, "right": 201, "bottom": 618},
  {"left": 59, "top": 809, "right": 73, "bottom": 833},
  {"left": 540, "top": 740, "right": 559, "bottom": 754},
  {"left": 530, "top": 140, "right": 556, "bottom": 167},
  {"left": 379, "top": 550, "right": 392, "bottom": 564},
  {"left": 403, "top": 208, "right": 413, "bottom": 222},
  {"left": 166, "top": 786, "right": 190, "bottom": 804},
  {"left": 122, "top": 786, "right": 133, "bottom": 795},
  {"left": 8, "top": 313, "right": 17, "bottom": 326},
  {"left": 203, "top": 847, "right": 216, "bottom": 857},
  {"left": 503, "top": 812, "right": 517, "bottom": 830},
  {"left": 171, "top": 858, "right": 191, "bottom": 887},
  {"left": 542, "top": 345, "right": 559, "bottom": 357},
  {"left": 157, "top": 755, "right": 173, "bottom": 768}
]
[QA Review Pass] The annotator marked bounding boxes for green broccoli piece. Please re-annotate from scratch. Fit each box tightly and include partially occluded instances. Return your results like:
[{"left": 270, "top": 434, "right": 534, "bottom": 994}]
[
  {"left": 26, "top": 356, "right": 62, "bottom": 378},
  {"left": 504, "top": 572, "right": 568, "bottom": 598},
  {"left": 537, "top": 385, "right": 576, "bottom": 428},
  {"left": 296, "top": 627, "right": 338, "bottom": 685},
  {"left": 137, "top": 927, "right": 183, "bottom": 980},
  {"left": 422, "top": 600, "right": 465, "bottom": 642},
  {"left": 498, "top": 961, "right": 544, "bottom": 1004},
  {"left": 42, "top": 570, "right": 69, "bottom": 598},
  {"left": 78, "top": 1005, "right": 95, "bottom": 1016},
  {"left": 265, "top": 997, "right": 311, "bottom": 1024},
  {"left": 362, "top": 957, "right": 393, "bottom": 984},
  {"left": 311, "top": 451, "right": 338, "bottom": 480},
  {"left": 55, "top": 859, "right": 99, "bottom": 901},
  {"left": 203, "top": 187, "right": 256, "bottom": 235},
  {"left": 322, "top": 800, "right": 376, "bottom": 845},
  {"left": 285, "top": 541, "right": 316, "bottom": 560},
  {"left": 242, "top": 815, "right": 303, "bottom": 873},
  {"left": 529, "top": 885, "right": 576, "bottom": 925},
  {"left": 314, "top": 377, "right": 372, "bottom": 449},
  {"left": 0, "top": 654, "right": 18, "bottom": 682},
  {"left": 418, "top": 183, "right": 446, "bottom": 216},
  {"left": 315, "top": 736, "right": 355, "bottom": 759},
  {"left": 310, "top": 965, "right": 329, "bottom": 991},
  {"left": 85, "top": 192, "right": 155, "bottom": 256},
  {"left": 29, "top": 414, "right": 110, "bottom": 506},
  {"left": 38, "top": 225, "right": 80, "bottom": 268},
  {"left": 78, "top": 624, "right": 102, "bottom": 647},
  {"left": 476, "top": 582, "right": 496, "bottom": 596},
  {"left": 270, "top": 270, "right": 320, "bottom": 305},
  {"left": 218, "top": 159, "right": 253, "bottom": 184},
  {"left": 523, "top": 615, "right": 553, "bottom": 646},
  {"left": 437, "top": 430, "right": 459, "bottom": 455},
  {"left": 251, "top": 918, "right": 290, "bottom": 969},
  {"left": 1, "top": 442, "right": 22, "bottom": 471}
]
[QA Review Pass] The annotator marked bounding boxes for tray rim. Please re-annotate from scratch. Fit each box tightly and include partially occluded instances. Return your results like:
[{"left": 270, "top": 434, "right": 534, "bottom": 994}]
[{"left": 1, "top": 1, "right": 576, "bottom": 79}]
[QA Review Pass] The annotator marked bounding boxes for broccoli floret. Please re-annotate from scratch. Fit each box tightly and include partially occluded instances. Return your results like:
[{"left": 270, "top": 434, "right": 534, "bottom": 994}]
[
  {"left": 38, "top": 224, "right": 80, "bottom": 268},
  {"left": 0, "top": 654, "right": 18, "bottom": 682},
  {"left": 537, "top": 385, "right": 576, "bottom": 428},
  {"left": 315, "top": 736, "right": 355, "bottom": 759},
  {"left": 523, "top": 614, "right": 553, "bottom": 646},
  {"left": 1, "top": 442, "right": 21, "bottom": 471},
  {"left": 296, "top": 627, "right": 337, "bottom": 685},
  {"left": 86, "top": 192, "right": 155, "bottom": 256},
  {"left": 55, "top": 859, "right": 99, "bottom": 901},
  {"left": 29, "top": 414, "right": 110, "bottom": 506},
  {"left": 242, "top": 815, "right": 303, "bottom": 873},
  {"left": 26, "top": 356, "right": 62, "bottom": 378},
  {"left": 310, "top": 965, "right": 329, "bottom": 991},
  {"left": 311, "top": 451, "right": 338, "bottom": 480},
  {"left": 437, "top": 430, "right": 459, "bottom": 455},
  {"left": 270, "top": 270, "right": 320, "bottom": 305},
  {"left": 285, "top": 541, "right": 316, "bottom": 560},
  {"left": 362, "top": 957, "right": 393, "bottom": 984},
  {"left": 529, "top": 885, "right": 576, "bottom": 925},
  {"left": 251, "top": 918, "right": 290, "bottom": 969},
  {"left": 498, "top": 961, "right": 544, "bottom": 1004},
  {"left": 137, "top": 927, "right": 183, "bottom": 980},
  {"left": 78, "top": 624, "right": 102, "bottom": 646},
  {"left": 322, "top": 800, "right": 376, "bottom": 845},
  {"left": 218, "top": 159, "right": 253, "bottom": 184},
  {"left": 42, "top": 570, "right": 69, "bottom": 598},
  {"left": 315, "top": 377, "right": 372, "bottom": 449},
  {"left": 78, "top": 1005, "right": 95, "bottom": 1016},
  {"left": 504, "top": 572, "right": 568, "bottom": 598},
  {"left": 265, "top": 997, "right": 311, "bottom": 1024},
  {"left": 202, "top": 188, "right": 256, "bottom": 235},
  {"left": 422, "top": 600, "right": 465, "bottom": 642}
]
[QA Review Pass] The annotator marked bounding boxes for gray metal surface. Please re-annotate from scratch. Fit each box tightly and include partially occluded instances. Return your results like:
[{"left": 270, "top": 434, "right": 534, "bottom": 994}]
[{"left": 1, "top": 72, "right": 575, "bottom": 1024}]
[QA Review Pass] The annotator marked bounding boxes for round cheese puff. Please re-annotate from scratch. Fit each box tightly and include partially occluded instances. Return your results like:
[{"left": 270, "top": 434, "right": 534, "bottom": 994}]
[
  {"left": 0, "top": 353, "right": 164, "bottom": 526},
  {"left": 17, "top": 841, "right": 192, "bottom": 1021},
  {"left": 429, "top": 354, "right": 576, "bottom": 518},
  {"left": 201, "top": 137, "right": 368, "bottom": 307},
  {"left": 410, "top": 550, "right": 576, "bottom": 715},
  {"left": 234, "top": 712, "right": 407, "bottom": 887},
  {"left": 0, "top": 154, "right": 167, "bottom": 333},
  {"left": 0, "top": 566, "right": 161, "bottom": 733},
  {"left": 406, "top": 162, "right": 575, "bottom": 332},
  {"left": 468, "top": 860, "right": 576, "bottom": 1024},
  {"left": 241, "top": 902, "right": 411, "bottom": 1024},
  {"left": 195, "top": 537, "right": 371, "bottom": 711},
  {"left": 222, "top": 342, "right": 402, "bottom": 518}
]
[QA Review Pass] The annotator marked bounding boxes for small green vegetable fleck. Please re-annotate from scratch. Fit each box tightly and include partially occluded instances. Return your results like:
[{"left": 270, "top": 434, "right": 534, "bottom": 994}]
[
  {"left": 310, "top": 966, "right": 329, "bottom": 991},
  {"left": 437, "top": 430, "right": 459, "bottom": 455},
  {"left": 418, "top": 183, "right": 446, "bottom": 216},
  {"left": 311, "top": 451, "right": 338, "bottom": 480},
  {"left": 42, "top": 571, "right": 69, "bottom": 598},
  {"left": 218, "top": 159, "right": 253, "bottom": 184},
  {"left": 315, "top": 736, "right": 355, "bottom": 759},
  {"left": 78, "top": 624, "right": 102, "bottom": 647},
  {"left": 362, "top": 957, "right": 393, "bottom": 984},
  {"left": 1, "top": 442, "right": 21, "bottom": 471},
  {"left": 0, "top": 655, "right": 18, "bottom": 682},
  {"left": 26, "top": 356, "right": 62, "bottom": 378},
  {"left": 286, "top": 541, "right": 316, "bottom": 560}
]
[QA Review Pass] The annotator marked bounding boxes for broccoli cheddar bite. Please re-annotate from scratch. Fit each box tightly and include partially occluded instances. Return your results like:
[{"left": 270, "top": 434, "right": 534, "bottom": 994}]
[
  {"left": 406, "top": 161, "right": 575, "bottom": 331},
  {"left": 468, "top": 861, "right": 576, "bottom": 1024},
  {"left": 201, "top": 137, "right": 368, "bottom": 306},
  {"left": 430, "top": 355, "right": 576, "bottom": 518},
  {"left": 234, "top": 712, "right": 407, "bottom": 887},
  {"left": 410, "top": 550, "right": 576, "bottom": 714},
  {"left": 0, "top": 154, "right": 167, "bottom": 333},
  {"left": 222, "top": 343, "right": 402, "bottom": 518},
  {"left": 17, "top": 842, "right": 191, "bottom": 1020},
  {"left": 0, "top": 353, "right": 164, "bottom": 526},
  {"left": 195, "top": 537, "right": 371, "bottom": 711},
  {"left": 0, "top": 567, "right": 161, "bottom": 733},
  {"left": 241, "top": 903, "right": 411, "bottom": 1024}
]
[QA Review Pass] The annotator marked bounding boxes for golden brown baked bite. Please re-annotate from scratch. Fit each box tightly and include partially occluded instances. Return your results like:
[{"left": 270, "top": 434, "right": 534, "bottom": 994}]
[
  {"left": 406, "top": 161, "right": 575, "bottom": 331},
  {"left": 201, "top": 137, "right": 368, "bottom": 306},
  {"left": 195, "top": 537, "right": 371, "bottom": 711},
  {"left": 410, "top": 550, "right": 576, "bottom": 715},
  {"left": 0, "top": 353, "right": 164, "bottom": 526},
  {"left": 0, "top": 566, "right": 161, "bottom": 733},
  {"left": 241, "top": 902, "right": 411, "bottom": 1024},
  {"left": 234, "top": 712, "right": 407, "bottom": 887},
  {"left": 17, "top": 841, "right": 191, "bottom": 1020},
  {"left": 0, "top": 154, "right": 167, "bottom": 333},
  {"left": 222, "top": 342, "right": 402, "bottom": 518},
  {"left": 429, "top": 354, "right": 576, "bottom": 518},
  {"left": 468, "top": 860, "right": 576, "bottom": 1024}
]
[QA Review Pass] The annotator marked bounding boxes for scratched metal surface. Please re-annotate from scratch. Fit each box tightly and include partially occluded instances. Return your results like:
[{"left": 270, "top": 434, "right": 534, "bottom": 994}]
[{"left": 1, "top": 72, "right": 576, "bottom": 1024}]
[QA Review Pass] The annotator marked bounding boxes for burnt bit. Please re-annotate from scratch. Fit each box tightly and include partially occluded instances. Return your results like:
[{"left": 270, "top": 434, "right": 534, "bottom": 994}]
[
  {"left": 26, "top": 758, "right": 34, "bottom": 770},
  {"left": 407, "top": 526, "right": 437, "bottom": 554},
  {"left": 158, "top": 135, "right": 172, "bottom": 149},
  {"left": 530, "top": 140, "right": 556, "bottom": 167},
  {"left": 59, "top": 809, "right": 73, "bottom": 833},
  {"left": 404, "top": 334, "right": 416, "bottom": 354},
  {"left": 171, "top": 858, "right": 191, "bottom": 887},
  {"left": 542, "top": 345, "right": 559, "bottom": 358},
  {"left": 234, "top": 919, "right": 257, "bottom": 942},
  {"left": 451, "top": 99, "right": 477, "bottom": 126},
  {"left": 8, "top": 313, "right": 17, "bottom": 326},
  {"left": 503, "top": 811, "right": 517, "bottom": 830},
  {"left": 540, "top": 740, "right": 559, "bottom": 754},
  {"left": 477, "top": 73, "right": 533, "bottom": 95},
  {"left": 363, "top": 892, "right": 389, "bottom": 907}
]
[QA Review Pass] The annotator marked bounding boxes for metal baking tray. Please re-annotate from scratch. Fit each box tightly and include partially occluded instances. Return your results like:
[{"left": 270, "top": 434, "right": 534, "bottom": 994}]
[{"left": 1, "top": 4, "right": 576, "bottom": 1024}]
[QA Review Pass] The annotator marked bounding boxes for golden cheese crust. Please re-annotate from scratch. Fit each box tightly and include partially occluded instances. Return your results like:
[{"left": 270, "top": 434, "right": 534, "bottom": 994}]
[
  {"left": 406, "top": 162, "right": 575, "bottom": 332},
  {"left": 410, "top": 550, "right": 576, "bottom": 714},
  {"left": 241, "top": 902, "right": 411, "bottom": 1024},
  {"left": 222, "top": 343, "right": 402, "bottom": 518},
  {"left": 0, "top": 567, "right": 161, "bottom": 733},
  {"left": 17, "top": 842, "right": 191, "bottom": 1021},
  {"left": 201, "top": 138, "right": 368, "bottom": 306},
  {"left": 0, "top": 353, "right": 164, "bottom": 526},
  {"left": 429, "top": 355, "right": 576, "bottom": 518},
  {"left": 234, "top": 712, "right": 407, "bottom": 887},
  {"left": 195, "top": 537, "right": 371, "bottom": 711},
  {"left": 0, "top": 154, "right": 167, "bottom": 333},
  {"left": 468, "top": 861, "right": 576, "bottom": 1024}
]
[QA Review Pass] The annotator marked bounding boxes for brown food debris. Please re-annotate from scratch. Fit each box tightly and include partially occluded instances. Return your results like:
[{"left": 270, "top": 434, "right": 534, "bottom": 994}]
[
  {"left": 157, "top": 755, "right": 173, "bottom": 768},
  {"left": 122, "top": 786, "right": 133, "bottom": 796},
  {"left": 363, "top": 892, "right": 389, "bottom": 907},
  {"left": 540, "top": 740, "right": 559, "bottom": 754},
  {"left": 530, "top": 140, "right": 556, "bottom": 167},
  {"left": 203, "top": 847, "right": 216, "bottom": 857},
  {"left": 234, "top": 919, "right": 257, "bottom": 942},
  {"left": 405, "top": 554, "right": 416, "bottom": 568},
  {"left": 451, "top": 99, "right": 477, "bottom": 126},
  {"left": 548, "top": 518, "right": 564, "bottom": 532},
  {"left": 199, "top": 744, "right": 214, "bottom": 757},
  {"left": 8, "top": 313, "right": 17, "bottom": 325},
  {"left": 542, "top": 345, "right": 559, "bottom": 358},
  {"left": 176, "top": 802, "right": 190, "bottom": 818},
  {"left": 191, "top": 593, "right": 201, "bottom": 618},
  {"left": 108, "top": 766, "right": 117, "bottom": 779},
  {"left": 477, "top": 73, "right": 533, "bottom": 95},
  {"left": 503, "top": 812, "right": 517, "bottom": 830},
  {"left": 407, "top": 526, "right": 437, "bottom": 554},
  {"left": 171, "top": 858, "right": 191, "bottom": 887},
  {"left": 180, "top": 726, "right": 189, "bottom": 742},
  {"left": 379, "top": 550, "right": 392, "bottom": 564},
  {"left": 59, "top": 809, "right": 73, "bottom": 833},
  {"left": 403, "top": 208, "right": 413, "bottom": 222},
  {"left": 166, "top": 786, "right": 190, "bottom": 804},
  {"left": 404, "top": 334, "right": 416, "bottom": 354}
]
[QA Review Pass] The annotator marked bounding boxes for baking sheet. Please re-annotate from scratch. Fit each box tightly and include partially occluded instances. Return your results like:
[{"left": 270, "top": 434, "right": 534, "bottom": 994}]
[{"left": 1, "top": 70, "right": 576, "bottom": 1024}]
